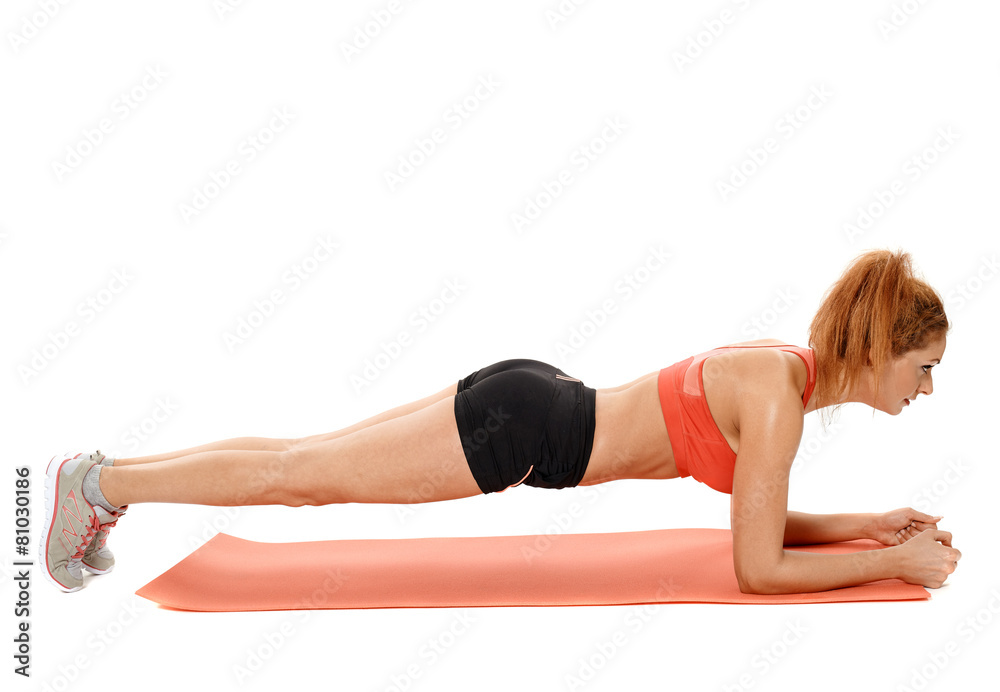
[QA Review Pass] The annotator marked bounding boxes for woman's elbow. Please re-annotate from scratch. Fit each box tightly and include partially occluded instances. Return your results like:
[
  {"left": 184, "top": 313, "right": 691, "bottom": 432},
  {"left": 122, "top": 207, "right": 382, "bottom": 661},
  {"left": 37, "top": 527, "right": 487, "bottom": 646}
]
[{"left": 736, "top": 569, "right": 782, "bottom": 595}]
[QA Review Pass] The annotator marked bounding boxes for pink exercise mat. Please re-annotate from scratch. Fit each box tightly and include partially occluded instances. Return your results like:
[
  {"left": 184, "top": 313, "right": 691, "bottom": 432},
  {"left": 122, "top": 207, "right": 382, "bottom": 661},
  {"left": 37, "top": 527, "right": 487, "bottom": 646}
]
[{"left": 136, "top": 528, "right": 929, "bottom": 611}]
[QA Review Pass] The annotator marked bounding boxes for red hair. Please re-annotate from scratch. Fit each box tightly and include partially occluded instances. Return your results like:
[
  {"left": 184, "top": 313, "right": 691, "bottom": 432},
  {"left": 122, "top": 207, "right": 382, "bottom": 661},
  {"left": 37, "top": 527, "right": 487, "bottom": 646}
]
[{"left": 808, "top": 248, "right": 950, "bottom": 426}]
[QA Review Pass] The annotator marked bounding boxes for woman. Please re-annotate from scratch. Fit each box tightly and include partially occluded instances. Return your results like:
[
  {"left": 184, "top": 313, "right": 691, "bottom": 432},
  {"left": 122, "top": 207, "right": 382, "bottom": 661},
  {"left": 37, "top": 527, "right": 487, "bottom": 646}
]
[{"left": 41, "top": 248, "right": 961, "bottom": 594}]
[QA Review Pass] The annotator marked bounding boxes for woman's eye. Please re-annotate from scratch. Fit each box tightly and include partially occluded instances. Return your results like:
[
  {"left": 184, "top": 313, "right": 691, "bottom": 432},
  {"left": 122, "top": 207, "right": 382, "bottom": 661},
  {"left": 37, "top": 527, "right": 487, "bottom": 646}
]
[{"left": 922, "top": 365, "right": 933, "bottom": 373}]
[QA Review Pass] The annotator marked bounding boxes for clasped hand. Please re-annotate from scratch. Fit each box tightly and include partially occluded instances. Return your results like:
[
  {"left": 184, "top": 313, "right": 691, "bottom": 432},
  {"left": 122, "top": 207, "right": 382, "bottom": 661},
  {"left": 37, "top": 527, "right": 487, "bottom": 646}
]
[
  {"left": 865, "top": 507, "right": 942, "bottom": 545},
  {"left": 865, "top": 507, "right": 962, "bottom": 589}
]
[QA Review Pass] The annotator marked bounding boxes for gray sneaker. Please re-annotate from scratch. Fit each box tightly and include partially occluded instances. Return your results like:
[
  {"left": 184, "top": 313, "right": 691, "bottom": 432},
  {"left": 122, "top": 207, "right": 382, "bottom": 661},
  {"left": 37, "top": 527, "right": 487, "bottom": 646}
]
[
  {"left": 81, "top": 451, "right": 126, "bottom": 575},
  {"left": 39, "top": 452, "right": 112, "bottom": 592}
]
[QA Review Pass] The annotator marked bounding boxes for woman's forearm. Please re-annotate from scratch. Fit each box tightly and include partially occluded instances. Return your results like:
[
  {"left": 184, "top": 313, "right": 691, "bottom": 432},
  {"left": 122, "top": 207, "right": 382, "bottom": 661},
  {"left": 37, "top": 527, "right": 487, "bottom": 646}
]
[
  {"left": 783, "top": 511, "right": 877, "bottom": 545},
  {"left": 749, "top": 544, "right": 902, "bottom": 594}
]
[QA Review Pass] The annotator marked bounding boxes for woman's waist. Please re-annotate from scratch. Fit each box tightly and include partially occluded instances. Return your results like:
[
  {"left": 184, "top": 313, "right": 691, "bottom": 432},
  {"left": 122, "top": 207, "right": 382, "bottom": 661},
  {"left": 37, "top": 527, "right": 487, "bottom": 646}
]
[{"left": 582, "top": 380, "right": 680, "bottom": 484}]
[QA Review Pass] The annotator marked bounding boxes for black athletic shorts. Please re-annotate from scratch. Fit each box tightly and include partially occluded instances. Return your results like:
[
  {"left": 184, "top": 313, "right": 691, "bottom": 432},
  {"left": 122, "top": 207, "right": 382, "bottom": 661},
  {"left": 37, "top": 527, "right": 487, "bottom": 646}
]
[{"left": 454, "top": 358, "right": 597, "bottom": 495}]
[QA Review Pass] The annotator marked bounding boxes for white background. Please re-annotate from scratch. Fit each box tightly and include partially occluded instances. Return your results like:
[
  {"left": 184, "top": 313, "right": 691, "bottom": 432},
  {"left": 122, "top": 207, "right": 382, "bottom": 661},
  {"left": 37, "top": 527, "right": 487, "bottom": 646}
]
[{"left": 3, "top": 1, "right": 998, "bottom": 690}]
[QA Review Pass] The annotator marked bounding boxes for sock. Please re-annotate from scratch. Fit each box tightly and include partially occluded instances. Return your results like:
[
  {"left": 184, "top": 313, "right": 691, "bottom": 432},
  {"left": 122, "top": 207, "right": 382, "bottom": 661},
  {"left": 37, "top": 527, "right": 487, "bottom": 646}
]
[
  {"left": 101, "top": 456, "right": 115, "bottom": 467},
  {"left": 82, "top": 465, "right": 120, "bottom": 514}
]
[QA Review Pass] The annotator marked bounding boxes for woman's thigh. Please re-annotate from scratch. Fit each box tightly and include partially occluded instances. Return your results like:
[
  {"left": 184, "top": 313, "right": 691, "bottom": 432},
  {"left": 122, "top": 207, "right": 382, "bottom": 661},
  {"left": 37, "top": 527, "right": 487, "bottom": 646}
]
[
  {"left": 295, "top": 383, "right": 459, "bottom": 447},
  {"left": 287, "top": 395, "right": 482, "bottom": 505}
]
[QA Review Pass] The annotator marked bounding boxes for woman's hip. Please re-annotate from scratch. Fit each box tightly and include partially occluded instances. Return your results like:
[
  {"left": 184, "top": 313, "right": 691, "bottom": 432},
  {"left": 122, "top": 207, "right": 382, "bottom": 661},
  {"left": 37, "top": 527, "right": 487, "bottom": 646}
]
[{"left": 453, "top": 359, "right": 596, "bottom": 494}]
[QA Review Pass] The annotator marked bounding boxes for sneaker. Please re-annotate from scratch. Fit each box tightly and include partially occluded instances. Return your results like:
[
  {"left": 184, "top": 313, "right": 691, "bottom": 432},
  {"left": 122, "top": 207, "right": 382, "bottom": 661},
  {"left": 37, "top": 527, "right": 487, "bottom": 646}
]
[
  {"left": 80, "top": 450, "right": 126, "bottom": 575},
  {"left": 39, "top": 452, "right": 114, "bottom": 592},
  {"left": 83, "top": 505, "right": 128, "bottom": 575}
]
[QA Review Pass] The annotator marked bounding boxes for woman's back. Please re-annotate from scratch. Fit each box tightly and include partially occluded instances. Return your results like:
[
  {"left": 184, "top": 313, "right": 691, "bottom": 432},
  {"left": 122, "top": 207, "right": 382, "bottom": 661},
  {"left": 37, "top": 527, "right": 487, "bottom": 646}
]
[{"left": 579, "top": 338, "right": 812, "bottom": 490}]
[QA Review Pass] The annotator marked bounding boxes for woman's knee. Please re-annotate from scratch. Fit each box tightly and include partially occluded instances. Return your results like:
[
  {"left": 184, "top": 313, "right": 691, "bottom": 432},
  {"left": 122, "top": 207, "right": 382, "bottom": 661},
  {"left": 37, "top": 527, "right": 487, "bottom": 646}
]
[{"left": 248, "top": 447, "right": 320, "bottom": 507}]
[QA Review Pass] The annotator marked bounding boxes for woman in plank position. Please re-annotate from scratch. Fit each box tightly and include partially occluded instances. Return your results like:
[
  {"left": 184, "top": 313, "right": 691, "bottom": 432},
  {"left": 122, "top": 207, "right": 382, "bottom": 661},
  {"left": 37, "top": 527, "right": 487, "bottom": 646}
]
[{"left": 41, "top": 248, "right": 960, "bottom": 594}]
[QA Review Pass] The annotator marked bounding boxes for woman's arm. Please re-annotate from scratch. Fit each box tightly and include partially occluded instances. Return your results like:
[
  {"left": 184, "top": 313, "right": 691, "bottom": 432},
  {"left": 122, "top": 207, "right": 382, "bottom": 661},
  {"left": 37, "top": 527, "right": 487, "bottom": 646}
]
[
  {"left": 782, "top": 509, "right": 944, "bottom": 546},
  {"left": 729, "top": 385, "right": 899, "bottom": 593},
  {"left": 729, "top": 377, "right": 885, "bottom": 593},
  {"left": 782, "top": 511, "right": 876, "bottom": 545},
  {"left": 728, "top": 355, "right": 959, "bottom": 594}
]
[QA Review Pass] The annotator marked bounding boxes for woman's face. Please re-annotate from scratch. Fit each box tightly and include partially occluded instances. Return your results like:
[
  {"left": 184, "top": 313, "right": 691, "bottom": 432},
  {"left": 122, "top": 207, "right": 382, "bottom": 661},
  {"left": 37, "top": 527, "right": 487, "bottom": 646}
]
[{"left": 875, "top": 334, "right": 947, "bottom": 415}]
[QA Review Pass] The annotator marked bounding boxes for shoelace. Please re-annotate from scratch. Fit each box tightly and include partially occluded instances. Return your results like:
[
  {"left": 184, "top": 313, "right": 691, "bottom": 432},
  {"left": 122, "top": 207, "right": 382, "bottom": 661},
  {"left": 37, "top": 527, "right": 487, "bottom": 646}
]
[
  {"left": 100, "top": 506, "right": 127, "bottom": 528},
  {"left": 91, "top": 506, "right": 128, "bottom": 551},
  {"left": 69, "top": 513, "right": 102, "bottom": 560}
]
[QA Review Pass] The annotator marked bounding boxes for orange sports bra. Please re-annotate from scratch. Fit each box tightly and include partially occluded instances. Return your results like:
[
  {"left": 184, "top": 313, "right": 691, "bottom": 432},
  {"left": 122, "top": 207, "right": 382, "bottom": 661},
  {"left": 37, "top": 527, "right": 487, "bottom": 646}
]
[{"left": 657, "top": 344, "right": 816, "bottom": 494}]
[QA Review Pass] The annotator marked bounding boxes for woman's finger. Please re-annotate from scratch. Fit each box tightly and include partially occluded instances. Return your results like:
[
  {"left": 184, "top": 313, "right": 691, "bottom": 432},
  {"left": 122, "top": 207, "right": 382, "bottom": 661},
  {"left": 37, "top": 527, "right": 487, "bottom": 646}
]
[{"left": 931, "top": 530, "right": 953, "bottom": 546}]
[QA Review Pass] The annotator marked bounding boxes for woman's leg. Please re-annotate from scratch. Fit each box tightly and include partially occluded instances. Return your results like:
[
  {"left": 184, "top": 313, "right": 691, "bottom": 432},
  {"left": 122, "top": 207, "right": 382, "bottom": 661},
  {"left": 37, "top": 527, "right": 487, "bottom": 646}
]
[
  {"left": 112, "top": 383, "right": 459, "bottom": 466},
  {"left": 98, "top": 394, "right": 480, "bottom": 507}
]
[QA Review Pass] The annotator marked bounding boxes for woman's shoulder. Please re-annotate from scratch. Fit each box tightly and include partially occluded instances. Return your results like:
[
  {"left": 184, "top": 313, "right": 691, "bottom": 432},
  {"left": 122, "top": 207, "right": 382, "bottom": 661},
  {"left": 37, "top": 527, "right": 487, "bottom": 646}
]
[
  {"left": 712, "top": 338, "right": 808, "bottom": 401},
  {"left": 717, "top": 337, "right": 788, "bottom": 348}
]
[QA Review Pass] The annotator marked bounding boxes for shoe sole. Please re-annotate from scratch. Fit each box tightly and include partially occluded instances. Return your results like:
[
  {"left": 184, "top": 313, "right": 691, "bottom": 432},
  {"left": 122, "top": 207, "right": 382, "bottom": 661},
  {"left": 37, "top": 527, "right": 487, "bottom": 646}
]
[{"left": 39, "top": 453, "right": 84, "bottom": 593}]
